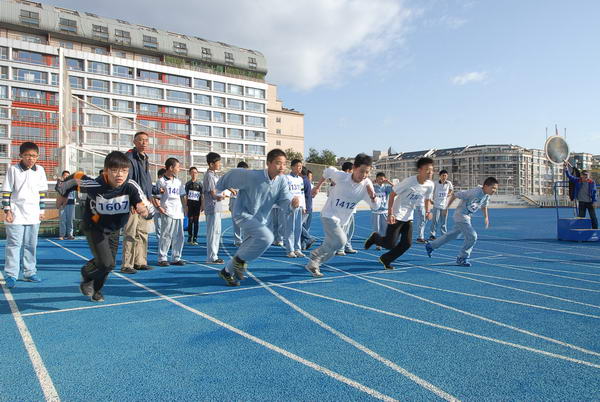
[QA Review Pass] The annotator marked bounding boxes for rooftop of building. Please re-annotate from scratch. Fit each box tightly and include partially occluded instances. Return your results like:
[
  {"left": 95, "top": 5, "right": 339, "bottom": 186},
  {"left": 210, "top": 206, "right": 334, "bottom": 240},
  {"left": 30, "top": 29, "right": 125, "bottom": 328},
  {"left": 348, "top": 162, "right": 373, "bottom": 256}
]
[{"left": 0, "top": 0, "right": 267, "bottom": 77}]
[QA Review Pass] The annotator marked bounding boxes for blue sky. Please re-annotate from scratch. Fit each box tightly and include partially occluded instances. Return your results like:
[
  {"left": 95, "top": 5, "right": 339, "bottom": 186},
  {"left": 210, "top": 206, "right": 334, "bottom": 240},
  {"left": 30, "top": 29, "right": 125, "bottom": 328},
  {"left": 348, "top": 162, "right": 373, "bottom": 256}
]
[{"left": 49, "top": 0, "right": 600, "bottom": 157}]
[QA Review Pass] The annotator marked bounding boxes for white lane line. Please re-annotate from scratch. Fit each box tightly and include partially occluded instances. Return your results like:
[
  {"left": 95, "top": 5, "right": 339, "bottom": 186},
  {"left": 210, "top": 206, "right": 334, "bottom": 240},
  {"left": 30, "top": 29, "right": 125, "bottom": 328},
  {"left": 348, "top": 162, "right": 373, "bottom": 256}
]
[
  {"left": 319, "top": 263, "right": 600, "bottom": 359},
  {"left": 48, "top": 240, "right": 398, "bottom": 401},
  {"left": 362, "top": 275, "right": 600, "bottom": 319},
  {"left": 269, "top": 282, "right": 600, "bottom": 369},
  {"left": 0, "top": 272, "right": 61, "bottom": 402},
  {"left": 219, "top": 243, "right": 458, "bottom": 401}
]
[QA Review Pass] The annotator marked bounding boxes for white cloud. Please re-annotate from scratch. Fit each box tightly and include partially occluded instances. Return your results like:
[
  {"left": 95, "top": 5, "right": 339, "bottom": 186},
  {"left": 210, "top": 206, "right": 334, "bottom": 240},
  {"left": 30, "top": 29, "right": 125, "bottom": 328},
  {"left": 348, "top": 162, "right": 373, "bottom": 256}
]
[
  {"left": 452, "top": 71, "right": 488, "bottom": 85},
  {"left": 52, "top": 0, "right": 413, "bottom": 91},
  {"left": 439, "top": 15, "right": 467, "bottom": 29}
]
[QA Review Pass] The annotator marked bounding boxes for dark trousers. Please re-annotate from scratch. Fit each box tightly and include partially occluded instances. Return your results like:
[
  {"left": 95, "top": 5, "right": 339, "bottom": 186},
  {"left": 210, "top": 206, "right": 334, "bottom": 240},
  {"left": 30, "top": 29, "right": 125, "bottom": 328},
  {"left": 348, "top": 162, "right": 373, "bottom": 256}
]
[
  {"left": 301, "top": 211, "right": 315, "bottom": 248},
  {"left": 82, "top": 228, "right": 120, "bottom": 291},
  {"left": 578, "top": 201, "right": 598, "bottom": 229},
  {"left": 372, "top": 220, "right": 413, "bottom": 263},
  {"left": 187, "top": 203, "right": 201, "bottom": 240}
]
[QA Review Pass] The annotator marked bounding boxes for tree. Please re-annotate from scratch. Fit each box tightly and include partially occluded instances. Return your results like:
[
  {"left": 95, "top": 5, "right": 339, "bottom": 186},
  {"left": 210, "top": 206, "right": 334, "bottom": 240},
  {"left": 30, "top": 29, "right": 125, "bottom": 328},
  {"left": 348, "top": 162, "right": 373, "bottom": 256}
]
[
  {"left": 306, "top": 148, "right": 337, "bottom": 166},
  {"left": 284, "top": 148, "right": 304, "bottom": 162}
]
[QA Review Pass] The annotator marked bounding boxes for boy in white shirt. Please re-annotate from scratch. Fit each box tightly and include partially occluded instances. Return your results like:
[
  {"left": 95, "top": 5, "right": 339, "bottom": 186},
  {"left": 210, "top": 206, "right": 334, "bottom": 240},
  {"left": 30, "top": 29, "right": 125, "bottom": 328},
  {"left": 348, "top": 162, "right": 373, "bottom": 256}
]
[
  {"left": 336, "top": 162, "right": 358, "bottom": 255},
  {"left": 365, "top": 157, "right": 434, "bottom": 269},
  {"left": 307, "top": 153, "right": 378, "bottom": 277},
  {"left": 157, "top": 158, "right": 186, "bottom": 267},
  {"left": 2, "top": 142, "right": 48, "bottom": 288},
  {"left": 428, "top": 169, "right": 454, "bottom": 240},
  {"left": 284, "top": 159, "right": 306, "bottom": 258}
]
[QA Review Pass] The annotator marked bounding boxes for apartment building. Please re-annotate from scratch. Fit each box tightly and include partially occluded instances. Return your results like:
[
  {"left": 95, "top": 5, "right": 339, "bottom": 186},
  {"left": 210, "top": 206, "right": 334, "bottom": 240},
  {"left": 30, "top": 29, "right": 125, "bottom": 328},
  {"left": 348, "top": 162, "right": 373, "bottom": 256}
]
[
  {"left": 0, "top": 0, "right": 271, "bottom": 177},
  {"left": 266, "top": 84, "right": 304, "bottom": 154}
]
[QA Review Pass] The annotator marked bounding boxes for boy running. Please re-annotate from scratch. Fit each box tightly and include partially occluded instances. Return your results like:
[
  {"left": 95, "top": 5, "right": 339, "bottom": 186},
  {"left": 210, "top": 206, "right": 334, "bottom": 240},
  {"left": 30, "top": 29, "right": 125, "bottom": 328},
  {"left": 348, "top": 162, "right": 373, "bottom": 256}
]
[
  {"left": 216, "top": 149, "right": 300, "bottom": 286},
  {"left": 428, "top": 169, "right": 454, "bottom": 240},
  {"left": 426, "top": 177, "right": 499, "bottom": 266},
  {"left": 184, "top": 166, "right": 203, "bottom": 245},
  {"left": 284, "top": 159, "right": 306, "bottom": 258},
  {"left": 337, "top": 161, "right": 358, "bottom": 255},
  {"left": 2, "top": 142, "right": 48, "bottom": 288},
  {"left": 156, "top": 158, "right": 186, "bottom": 267},
  {"left": 365, "top": 157, "right": 434, "bottom": 269},
  {"left": 56, "top": 151, "right": 153, "bottom": 301},
  {"left": 307, "top": 154, "right": 378, "bottom": 277},
  {"left": 371, "top": 172, "right": 393, "bottom": 251}
]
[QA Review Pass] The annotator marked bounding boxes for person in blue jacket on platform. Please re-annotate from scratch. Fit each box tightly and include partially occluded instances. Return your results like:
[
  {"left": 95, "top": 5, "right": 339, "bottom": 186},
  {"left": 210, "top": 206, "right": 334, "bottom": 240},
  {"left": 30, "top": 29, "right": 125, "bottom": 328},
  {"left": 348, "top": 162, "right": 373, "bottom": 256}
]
[{"left": 565, "top": 167, "right": 597, "bottom": 229}]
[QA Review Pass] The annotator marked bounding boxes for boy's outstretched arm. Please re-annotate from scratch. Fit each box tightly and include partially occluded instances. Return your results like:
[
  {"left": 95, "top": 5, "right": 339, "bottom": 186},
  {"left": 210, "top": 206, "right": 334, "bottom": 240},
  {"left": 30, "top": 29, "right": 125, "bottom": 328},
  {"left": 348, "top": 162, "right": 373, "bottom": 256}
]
[
  {"left": 445, "top": 194, "right": 457, "bottom": 210},
  {"left": 387, "top": 192, "right": 396, "bottom": 225}
]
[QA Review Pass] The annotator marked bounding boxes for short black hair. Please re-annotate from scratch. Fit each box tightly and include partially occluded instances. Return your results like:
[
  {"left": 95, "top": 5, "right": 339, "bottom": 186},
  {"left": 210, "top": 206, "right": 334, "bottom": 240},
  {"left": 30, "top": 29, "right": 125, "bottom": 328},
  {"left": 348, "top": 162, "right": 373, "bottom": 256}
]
[
  {"left": 19, "top": 141, "right": 39, "bottom": 155},
  {"left": 581, "top": 170, "right": 590, "bottom": 175},
  {"left": 416, "top": 157, "right": 434, "bottom": 169},
  {"left": 267, "top": 148, "right": 286, "bottom": 163},
  {"left": 165, "top": 157, "right": 179, "bottom": 169},
  {"left": 353, "top": 153, "right": 372, "bottom": 168},
  {"left": 483, "top": 177, "right": 499, "bottom": 187},
  {"left": 291, "top": 159, "right": 302, "bottom": 167},
  {"left": 157, "top": 168, "right": 166, "bottom": 178},
  {"left": 206, "top": 152, "right": 221, "bottom": 165},
  {"left": 189, "top": 166, "right": 198, "bottom": 173},
  {"left": 307, "top": 169, "right": 312, "bottom": 175},
  {"left": 301, "top": 167, "right": 308, "bottom": 176},
  {"left": 237, "top": 161, "right": 249, "bottom": 169},
  {"left": 376, "top": 172, "right": 386, "bottom": 178},
  {"left": 134, "top": 131, "right": 149, "bottom": 140},
  {"left": 439, "top": 169, "right": 448, "bottom": 175},
  {"left": 342, "top": 161, "right": 354, "bottom": 171},
  {"left": 99, "top": 169, "right": 104, "bottom": 175},
  {"left": 61, "top": 170, "right": 70, "bottom": 176},
  {"left": 104, "top": 151, "right": 130, "bottom": 170}
]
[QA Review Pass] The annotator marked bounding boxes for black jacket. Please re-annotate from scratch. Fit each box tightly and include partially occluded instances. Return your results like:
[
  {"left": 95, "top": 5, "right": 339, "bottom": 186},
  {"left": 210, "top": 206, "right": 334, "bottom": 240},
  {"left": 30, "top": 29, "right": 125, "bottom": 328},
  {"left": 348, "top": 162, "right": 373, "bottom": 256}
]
[{"left": 126, "top": 148, "right": 153, "bottom": 199}]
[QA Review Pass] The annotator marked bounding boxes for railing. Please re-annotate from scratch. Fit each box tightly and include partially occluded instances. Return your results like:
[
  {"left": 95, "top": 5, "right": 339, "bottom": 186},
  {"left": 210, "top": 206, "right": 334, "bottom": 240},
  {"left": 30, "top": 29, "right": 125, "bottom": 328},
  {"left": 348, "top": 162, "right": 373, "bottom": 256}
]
[
  {"left": 136, "top": 110, "right": 190, "bottom": 120},
  {"left": 12, "top": 96, "right": 58, "bottom": 106}
]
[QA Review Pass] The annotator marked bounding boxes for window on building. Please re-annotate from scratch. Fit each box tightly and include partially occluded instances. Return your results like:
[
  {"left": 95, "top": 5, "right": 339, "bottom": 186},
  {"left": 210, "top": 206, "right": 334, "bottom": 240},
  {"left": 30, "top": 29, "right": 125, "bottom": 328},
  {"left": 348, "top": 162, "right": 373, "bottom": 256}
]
[
  {"left": 246, "top": 130, "right": 265, "bottom": 141},
  {"left": 246, "top": 87, "right": 265, "bottom": 99},
  {"left": 246, "top": 144, "right": 265, "bottom": 155},
  {"left": 213, "top": 111, "right": 225, "bottom": 122},
  {"left": 276, "top": 117, "right": 282, "bottom": 123},
  {"left": 137, "top": 69, "right": 161, "bottom": 82},
  {"left": 59, "top": 40, "right": 73, "bottom": 49},
  {"left": 248, "top": 57, "right": 257, "bottom": 70},
  {"left": 224, "top": 52, "right": 234, "bottom": 65},
  {"left": 213, "top": 126, "right": 225, "bottom": 138},
  {"left": 137, "top": 119, "right": 160, "bottom": 129},
  {"left": 227, "top": 113, "right": 243, "bottom": 125},
  {"left": 213, "top": 96, "right": 225, "bottom": 107},
  {"left": 228, "top": 128, "right": 243, "bottom": 139},
  {"left": 0, "top": 125, "right": 7, "bottom": 138},
  {"left": 20, "top": 9, "right": 40, "bottom": 26},
  {"left": 113, "top": 82, "right": 134, "bottom": 96},
  {"left": 115, "top": 29, "right": 131, "bottom": 45},
  {"left": 227, "top": 84, "right": 243, "bottom": 96},
  {"left": 112, "top": 99, "right": 133, "bottom": 112},
  {"left": 0, "top": 66, "right": 7, "bottom": 79},
  {"left": 138, "top": 103, "right": 159, "bottom": 114},
  {"left": 113, "top": 65, "right": 133, "bottom": 78},
  {"left": 13, "top": 68, "right": 47, "bottom": 84},
  {"left": 92, "top": 24, "right": 109, "bottom": 40},
  {"left": 113, "top": 50, "right": 127, "bottom": 59},
  {"left": 87, "top": 114, "right": 110, "bottom": 127},
  {"left": 193, "top": 140, "right": 211, "bottom": 152},
  {"left": 88, "top": 61, "right": 109, "bottom": 75},
  {"left": 69, "top": 76, "right": 84, "bottom": 89},
  {"left": 245, "top": 101, "right": 265, "bottom": 113},
  {"left": 173, "top": 41, "right": 187, "bottom": 55},
  {"left": 89, "top": 96, "right": 109, "bottom": 110},
  {"left": 65, "top": 57, "right": 83, "bottom": 71},
  {"left": 194, "top": 94, "right": 211, "bottom": 106},
  {"left": 51, "top": 73, "right": 58, "bottom": 85},
  {"left": 193, "top": 125, "right": 211, "bottom": 136},
  {"left": 194, "top": 109, "right": 211, "bottom": 121},
  {"left": 276, "top": 129, "right": 281, "bottom": 134},
  {"left": 0, "top": 85, "right": 7, "bottom": 99},
  {"left": 165, "top": 74, "right": 191, "bottom": 87},
  {"left": 227, "top": 98, "right": 243, "bottom": 110},
  {"left": 213, "top": 81, "right": 225, "bottom": 93},
  {"left": 213, "top": 142, "right": 226, "bottom": 152},
  {"left": 91, "top": 47, "right": 108, "bottom": 55},
  {"left": 201, "top": 47, "right": 212, "bottom": 60},
  {"left": 276, "top": 140, "right": 281, "bottom": 146},
  {"left": 13, "top": 49, "right": 57, "bottom": 66},
  {"left": 88, "top": 78, "right": 109, "bottom": 92},
  {"left": 86, "top": 131, "right": 110, "bottom": 145},
  {"left": 114, "top": 117, "right": 134, "bottom": 129},
  {"left": 141, "top": 54, "right": 160, "bottom": 63},
  {"left": 137, "top": 85, "right": 163, "bottom": 99},
  {"left": 228, "top": 143, "right": 243, "bottom": 153},
  {"left": 59, "top": 18, "right": 77, "bottom": 33},
  {"left": 167, "top": 90, "right": 191, "bottom": 103},
  {"left": 166, "top": 122, "right": 189, "bottom": 134},
  {"left": 246, "top": 116, "right": 265, "bottom": 127},
  {"left": 143, "top": 35, "right": 158, "bottom": 49},
  {"left": 194, "top": 79, "right": 211, "bottom": 90},
  {"left": 0, "top": 47, "right": 7, "bottom": 60}
]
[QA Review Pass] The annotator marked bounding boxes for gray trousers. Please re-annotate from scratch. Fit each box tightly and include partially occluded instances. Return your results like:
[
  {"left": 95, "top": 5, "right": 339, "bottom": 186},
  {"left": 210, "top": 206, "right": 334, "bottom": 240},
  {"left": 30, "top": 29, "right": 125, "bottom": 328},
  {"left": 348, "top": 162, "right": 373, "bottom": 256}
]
[
  {"left": 158, "top": 215, "right": 184, "bottom": 262},
  {"left": 310, "top": 217, "right": 347, "bottom": 268},
  {"left": 59, "top": 204, "right": 75, "bottom": 237},
  {"left": 206, "top": 212, "right": 221, "bottom": 261}
]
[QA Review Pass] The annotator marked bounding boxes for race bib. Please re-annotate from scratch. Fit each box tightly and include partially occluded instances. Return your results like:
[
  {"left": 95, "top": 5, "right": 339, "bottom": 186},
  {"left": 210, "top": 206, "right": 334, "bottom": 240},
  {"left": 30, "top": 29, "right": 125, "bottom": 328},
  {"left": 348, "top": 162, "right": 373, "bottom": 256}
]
[
  {"left": 334, "top": 198, "right": 357, "bottom": 210},
  {"left": 187, "top": 190, "right": 200, "bottom": 201},
  {"left": 93, "top": 195, "right": 130, "bottom": 215},
  {"left": 437, "top": 191, "right": 447, "bottom": 199}
]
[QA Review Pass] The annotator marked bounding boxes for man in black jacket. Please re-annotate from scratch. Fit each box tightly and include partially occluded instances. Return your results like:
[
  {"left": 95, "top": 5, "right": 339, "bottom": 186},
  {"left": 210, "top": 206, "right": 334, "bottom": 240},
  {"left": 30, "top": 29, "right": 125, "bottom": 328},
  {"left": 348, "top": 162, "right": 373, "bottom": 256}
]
[{"left": 121, "top": 131, "right": 155, "bottom": 273}]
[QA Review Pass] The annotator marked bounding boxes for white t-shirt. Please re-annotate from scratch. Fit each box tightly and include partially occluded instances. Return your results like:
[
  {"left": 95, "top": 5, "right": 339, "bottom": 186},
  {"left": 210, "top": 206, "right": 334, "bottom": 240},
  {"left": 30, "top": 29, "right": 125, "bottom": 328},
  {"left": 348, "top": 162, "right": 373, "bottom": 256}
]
[
  {"left": 286, "top": 174, "right": 305, "bottom": 210},
  {"left": 391, "top": 176, "right": 434, "bottom": 221},
  {"left": 433, "top": 180, "right": 454, "bottom": 209},
  {"left": 158, "top": 176, "right": 185, "bottom": 219},
  {"left": 321, "top": 167, "right": 376, "bottom": 226},
  {"left": 2, "top": 163, "right": 47, "bottom": 225}
]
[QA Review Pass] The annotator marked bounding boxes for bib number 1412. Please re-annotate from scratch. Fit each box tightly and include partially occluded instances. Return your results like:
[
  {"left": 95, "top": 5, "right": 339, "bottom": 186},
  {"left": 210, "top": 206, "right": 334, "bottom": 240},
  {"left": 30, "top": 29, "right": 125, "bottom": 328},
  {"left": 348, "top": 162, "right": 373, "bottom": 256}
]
[{"left": 335, "top": 199, "right": 356, "bottom": 209}]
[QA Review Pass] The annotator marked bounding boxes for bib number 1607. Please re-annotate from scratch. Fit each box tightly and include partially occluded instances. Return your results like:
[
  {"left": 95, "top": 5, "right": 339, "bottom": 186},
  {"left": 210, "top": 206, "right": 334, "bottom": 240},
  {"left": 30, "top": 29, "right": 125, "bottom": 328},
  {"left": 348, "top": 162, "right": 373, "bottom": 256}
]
[{"left": 97, "top": 200, "right": 129, "bottom": 212}]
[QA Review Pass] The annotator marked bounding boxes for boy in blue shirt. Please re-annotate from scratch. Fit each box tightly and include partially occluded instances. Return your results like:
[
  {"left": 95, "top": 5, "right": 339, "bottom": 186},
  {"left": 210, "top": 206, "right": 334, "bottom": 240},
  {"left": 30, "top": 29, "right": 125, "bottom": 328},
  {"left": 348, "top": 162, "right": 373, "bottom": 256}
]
[
  {"left": 426, "top": 177, "right": 499, "bottom": 267},
  {"left": 371, "top": 172, "right": 393, "bottom": 251},
  {"left": 217, "top": 149, "right": 300, "bottom": 286}
]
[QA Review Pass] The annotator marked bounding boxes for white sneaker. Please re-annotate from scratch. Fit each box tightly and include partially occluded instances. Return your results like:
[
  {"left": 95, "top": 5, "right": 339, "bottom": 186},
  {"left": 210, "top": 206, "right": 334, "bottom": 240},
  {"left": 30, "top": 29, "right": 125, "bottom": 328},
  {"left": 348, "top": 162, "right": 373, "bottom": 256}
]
[
  {"left": 294, "top": 250, "right": 306, "bottom": 258},
  {"left": 376, "top": 246, "right": 382, "bottom": 251},
  {"left": 345, "top": 248, "right": 358, "bottom": 254},
  {"left": 305, "top": 260, "right": 324, "bottom": 277},
  {"left": 287, "top": 252, "right": 298, "bottom": 258},
  {"left": 274, "top": 241, "right": 284, "bottom": 247},
  {"left": 335, "top": 250, "right": 346, "bottom": 256}
]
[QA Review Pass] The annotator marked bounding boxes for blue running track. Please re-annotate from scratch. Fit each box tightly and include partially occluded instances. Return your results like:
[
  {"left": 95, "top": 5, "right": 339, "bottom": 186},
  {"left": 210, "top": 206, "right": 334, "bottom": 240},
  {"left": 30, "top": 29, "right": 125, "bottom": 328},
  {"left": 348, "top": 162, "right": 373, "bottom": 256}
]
[{"left": 1, "top": 209, "right": 599, "bottom": 401}]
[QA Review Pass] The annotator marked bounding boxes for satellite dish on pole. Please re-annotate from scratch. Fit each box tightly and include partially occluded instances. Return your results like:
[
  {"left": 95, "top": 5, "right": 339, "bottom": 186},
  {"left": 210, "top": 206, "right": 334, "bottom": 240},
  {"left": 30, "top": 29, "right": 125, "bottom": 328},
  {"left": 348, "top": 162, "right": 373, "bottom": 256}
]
[{"left": 544, "top": 135, "right": 570, "bottom": 165}]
